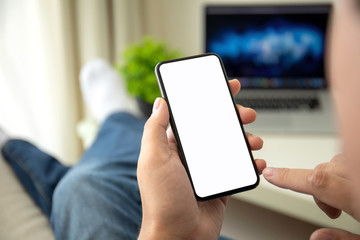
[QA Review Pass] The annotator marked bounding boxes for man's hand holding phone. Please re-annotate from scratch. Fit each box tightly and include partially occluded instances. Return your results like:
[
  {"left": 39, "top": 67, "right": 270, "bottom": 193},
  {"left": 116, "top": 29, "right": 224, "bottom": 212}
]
[{"left": 137, "top": 80, "right": 266, "bottom": 240}]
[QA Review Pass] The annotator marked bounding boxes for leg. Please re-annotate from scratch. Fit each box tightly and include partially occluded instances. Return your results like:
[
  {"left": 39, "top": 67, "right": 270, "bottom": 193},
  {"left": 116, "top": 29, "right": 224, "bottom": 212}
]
[
  {"left": 51, "top": 59, "right": 144, "bottom": 239},
  {"left": 51, "top": 112, "right": 145, "bottom": 240},
  {"left": 1, "top": 139, "right": 70, "bottom": 217}
]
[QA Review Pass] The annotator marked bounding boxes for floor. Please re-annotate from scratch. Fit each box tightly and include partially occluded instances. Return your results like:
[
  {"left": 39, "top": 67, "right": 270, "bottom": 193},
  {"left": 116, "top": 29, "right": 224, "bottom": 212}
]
[{"left": 220, "top": 198, "right": 320, "bottom": 240}]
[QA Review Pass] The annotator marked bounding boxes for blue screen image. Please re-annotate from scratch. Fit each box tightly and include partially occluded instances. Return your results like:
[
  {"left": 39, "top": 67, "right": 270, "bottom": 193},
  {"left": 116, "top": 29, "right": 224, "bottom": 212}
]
[
  {"left": 206, "top": 11, "right": 329, "bottom": 84},
  {"left": 209, "top": 21, "right": 324, "bottom": 77}
]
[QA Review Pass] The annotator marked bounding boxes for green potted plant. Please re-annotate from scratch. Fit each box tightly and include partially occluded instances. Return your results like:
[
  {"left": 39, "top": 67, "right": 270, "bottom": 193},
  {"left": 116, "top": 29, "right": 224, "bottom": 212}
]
[{"left": 116, "top": 37, "right": 181, "bottom": 117}]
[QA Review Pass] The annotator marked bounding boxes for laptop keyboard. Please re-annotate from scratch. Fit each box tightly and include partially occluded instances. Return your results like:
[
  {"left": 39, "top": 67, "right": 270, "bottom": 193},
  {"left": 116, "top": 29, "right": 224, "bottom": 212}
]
[{"left": 236, "top": 97, "right": 320, "bottom": 110}]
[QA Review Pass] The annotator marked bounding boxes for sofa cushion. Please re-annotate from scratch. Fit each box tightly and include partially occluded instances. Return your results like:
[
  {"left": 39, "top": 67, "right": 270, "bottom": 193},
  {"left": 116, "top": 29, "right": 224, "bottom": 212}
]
[{"left": 0, "top": 156, "right": 54, "bottom": 240}]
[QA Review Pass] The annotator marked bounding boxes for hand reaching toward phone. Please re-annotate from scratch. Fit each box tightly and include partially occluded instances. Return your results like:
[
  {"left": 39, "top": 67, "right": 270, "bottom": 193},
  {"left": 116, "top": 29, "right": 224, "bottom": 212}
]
[
  {"left": 137, "top": 80, "right": 266, "bottom": 240},
  {"left": 263, "top": 154, "right": 360, "bottom": 240}
]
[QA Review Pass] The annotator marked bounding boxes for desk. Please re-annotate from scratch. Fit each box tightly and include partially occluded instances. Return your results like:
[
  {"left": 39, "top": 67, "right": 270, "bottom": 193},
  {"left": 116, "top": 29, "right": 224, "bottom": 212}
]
[{"left": 233, "top": 133, "right": 360, "bottom": 234}]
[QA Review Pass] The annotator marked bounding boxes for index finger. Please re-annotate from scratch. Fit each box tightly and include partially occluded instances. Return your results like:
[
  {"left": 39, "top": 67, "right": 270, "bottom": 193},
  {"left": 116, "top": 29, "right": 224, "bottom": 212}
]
[
  {"left": 264, "top": 168, "right": 314, "bottom": 194},
  {"left": 263, "top": 167, "right": 354, "bottom": 215}
]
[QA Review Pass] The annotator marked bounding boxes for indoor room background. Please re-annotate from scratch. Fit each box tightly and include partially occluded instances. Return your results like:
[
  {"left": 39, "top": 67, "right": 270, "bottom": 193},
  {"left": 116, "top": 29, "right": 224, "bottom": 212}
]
[
  {"left": 3, "top": 0, "right": 359, "bottom": 240},
  {"left": 0, "top": 0, "right": 333, "bottom": 164}
]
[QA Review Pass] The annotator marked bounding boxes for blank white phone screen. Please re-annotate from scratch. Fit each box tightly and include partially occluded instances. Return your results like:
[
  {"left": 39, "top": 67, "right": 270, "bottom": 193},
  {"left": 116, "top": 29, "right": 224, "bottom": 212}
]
[{"left": 158, "top": 55, "right": 258, "bottom": 198}]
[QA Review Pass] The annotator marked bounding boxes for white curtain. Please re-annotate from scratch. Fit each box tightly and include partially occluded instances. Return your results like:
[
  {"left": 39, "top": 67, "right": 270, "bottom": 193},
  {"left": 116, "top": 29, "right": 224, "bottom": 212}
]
[
  {"left": 0, "top": 0, "right": 80, "bottom": 164},
  {"left": 0, "top": 0, "right": 147, "bottom": 164}
]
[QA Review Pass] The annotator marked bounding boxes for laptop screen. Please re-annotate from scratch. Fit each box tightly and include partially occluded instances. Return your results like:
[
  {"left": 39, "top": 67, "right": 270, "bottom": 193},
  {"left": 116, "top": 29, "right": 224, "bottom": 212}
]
[{"left": 205, "top": 5, "right": 331, "bottom": 89}]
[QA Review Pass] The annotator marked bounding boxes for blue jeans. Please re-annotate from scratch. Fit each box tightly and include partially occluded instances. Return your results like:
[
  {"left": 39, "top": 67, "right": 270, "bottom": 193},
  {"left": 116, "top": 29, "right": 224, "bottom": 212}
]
[{"left": 2, "top": 112, "right": 231, "bottom": 240}]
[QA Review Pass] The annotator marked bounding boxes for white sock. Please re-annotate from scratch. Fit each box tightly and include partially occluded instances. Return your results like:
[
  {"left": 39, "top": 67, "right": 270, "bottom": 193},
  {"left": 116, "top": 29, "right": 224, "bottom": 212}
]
[
  {"left": 80, "top": 59, "right": 142, "bottom": 123},
  {"left": 0, "top": 127, "right": 9, "bottom": 151}
]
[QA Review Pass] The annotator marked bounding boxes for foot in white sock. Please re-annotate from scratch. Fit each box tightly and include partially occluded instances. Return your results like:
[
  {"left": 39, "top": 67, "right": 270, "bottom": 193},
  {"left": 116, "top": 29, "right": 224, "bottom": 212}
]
[
  {"left": 0, "top": 127, "right": 9, "bottom": 151},
  {"left": 80, "top": 59, "right": 142, "bottom": 123}
]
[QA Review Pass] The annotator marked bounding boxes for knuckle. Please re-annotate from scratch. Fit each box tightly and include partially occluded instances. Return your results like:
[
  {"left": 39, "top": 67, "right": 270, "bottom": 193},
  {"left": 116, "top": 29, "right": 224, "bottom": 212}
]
[
  {"left": 278, "top": 168, "right": 291, "bottom": 181},
  {"left": 309, "top": 169, "right": 329, "bottom": 191},
  {"left": 315, "top": 163, "right": 330, "bottom": 171}
]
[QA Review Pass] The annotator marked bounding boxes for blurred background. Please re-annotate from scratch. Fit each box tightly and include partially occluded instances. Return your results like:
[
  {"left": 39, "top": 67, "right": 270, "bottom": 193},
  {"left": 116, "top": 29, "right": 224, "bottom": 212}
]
[
  {"left": 0, "top": 0, "right": 156, "bottom": 165},
  {"left": 4, "top": 0, "right": 360, "bottom": 240},
  {"left": 0, "top": 0, "right": 333, "bottom": 164}
]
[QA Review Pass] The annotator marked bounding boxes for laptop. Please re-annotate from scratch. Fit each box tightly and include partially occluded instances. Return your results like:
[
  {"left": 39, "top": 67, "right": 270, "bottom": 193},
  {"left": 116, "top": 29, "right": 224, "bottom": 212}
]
[{"left": 205, "top": 4, "right": 336, "bottom": 134}]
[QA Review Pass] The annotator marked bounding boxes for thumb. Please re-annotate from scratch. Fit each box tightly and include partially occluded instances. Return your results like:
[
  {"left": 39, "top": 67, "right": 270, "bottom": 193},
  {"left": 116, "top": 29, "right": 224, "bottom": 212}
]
[
  {"left": 140, "top": 98, "right": 170, "bottom": 163},
  {"left": 144, "top": 97, "right": 169, "bottom": 142},
  {"left": 311, "top": 228, "right": 360, "bottom": 240}
]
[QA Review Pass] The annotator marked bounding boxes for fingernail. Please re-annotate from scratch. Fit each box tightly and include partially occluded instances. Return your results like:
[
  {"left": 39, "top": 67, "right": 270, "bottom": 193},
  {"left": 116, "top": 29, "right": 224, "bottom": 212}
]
[
  {"left": 152, "top": 98, "right": 162, "bottom": 113},
  {"left": 263, "top": 167, "right": 275, "bottom": 178}
]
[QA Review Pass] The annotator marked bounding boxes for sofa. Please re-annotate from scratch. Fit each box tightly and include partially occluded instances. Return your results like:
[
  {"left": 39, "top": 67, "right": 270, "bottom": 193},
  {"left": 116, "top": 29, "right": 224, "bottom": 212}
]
[{"left": 0, "top": 155, "right": 54, "bottom": 240}]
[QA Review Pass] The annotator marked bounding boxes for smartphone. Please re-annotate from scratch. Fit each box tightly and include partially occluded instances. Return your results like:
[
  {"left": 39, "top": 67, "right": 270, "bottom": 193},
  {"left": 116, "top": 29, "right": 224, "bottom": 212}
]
[{"left": 155, "top": 53, "right": 259, "bottom": 200}]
